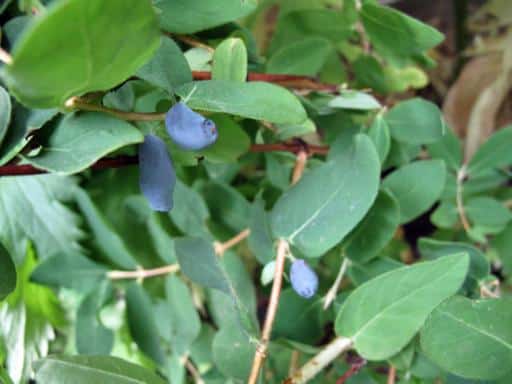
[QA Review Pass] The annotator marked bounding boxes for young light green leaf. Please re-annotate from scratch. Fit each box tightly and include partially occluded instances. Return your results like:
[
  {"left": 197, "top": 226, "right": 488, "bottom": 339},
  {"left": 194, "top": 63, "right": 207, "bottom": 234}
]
[
  {"left": 125, "top": 283, "right": 166, "bottom": 365},
  {"left": 260, "top": 261, "right": 276, "bottom": 286},
  {"left": 24, "top": 113, "right": 143, "bottom": 175},
  {"left": 33, "top": 355, "right": 166, "bottom": 384},
  {"left": 361, "top": 3, "right": 444, "bottom": 61},
  {"left": 0, "top": 86, "right": 11, "bottom": 146},
  {"left": 137, "top": 36, "right": 193, "bottom": 92},
  {"left": 267, "top": 37, "right": 332, "bottom": 76},
  {"left": 176, "top": 80, "right": 307, "bottom": 124},
  {"left": 421, "top": 296, "right": 512, "bottom": 380},
  {"left": 328, "top": 91, "right": 381, "bottom": 111},
  {"left": 336, "top": 253, "right": 469, "bottom": 360},
  {"left": 158, "top": 0, "right": 257, "bottom": 34},
  {"left": 467, "top": 125, "right": 512, "bottom": 176},
  {"left": 76, "top": 281, "right": 114, "bottom": 355},
  {"left": 75, "top": 188, "right": 137, "bottom": 269},
  {"left": 382, "top": 160, "right": 446, "bottom": 223},
  {"left": 0, "top": 242, "right": 16, "bottom": 300},
  {"left": 344, "top": 190, "right": 400, "bottom": 263},
  {"left": 384, "top": 98, "right": 446, "bottom": 145},
  {"left": 271, "top": 134, "right": 380, "bottom": 257},
  {"left": 4, "top": 0, "right": 160, "bottom": 108},
  {"left": 368, "top": 115, "right": 391, "bottom": 165},
  {"left": 465, "top": 196, "right": 512, "bottom": 234},
  {"left": 30, "top": 251, "right": 108, "bottom": 293},
  {"left": 212, "top": 38, "right": 247, "bottom": 82}
]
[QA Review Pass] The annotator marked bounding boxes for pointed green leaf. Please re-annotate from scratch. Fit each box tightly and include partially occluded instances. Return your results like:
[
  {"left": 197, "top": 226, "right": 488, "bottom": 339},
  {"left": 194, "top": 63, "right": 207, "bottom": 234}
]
[
  {"left": 368, "top": 115, "right": 391, "bottom": 164},
  {"left": 467, "top": 125, "right": 512, "bottom": 176},
  {"left": 212, "top": 38, "right": 247, "bottom": 82},
  {"left": 328, "top": 91, "right": 381, "bottom": 111},
  {"left": 421, "top": 296, "right": 512, "bottom": 380},
  {"left": 176, "top": 80, "right": 307, "bottom": 124},
  {"left": 4, "top": 0, "right": 160, "bottom": 108},
  {"left": 0, "top": 86, "right": 11, "bottom": 146},
  {"left": 34, "top": 355, "right": 166, "bottom": 384},
  {"left": 335, "top": 254, "right": 469, "bottom": 360},
  {"left": 271, "top": 134, "right": 380, "bottom": 257},
  {"left": 0, "top": 243, "right": 16, "bottom": 300}
]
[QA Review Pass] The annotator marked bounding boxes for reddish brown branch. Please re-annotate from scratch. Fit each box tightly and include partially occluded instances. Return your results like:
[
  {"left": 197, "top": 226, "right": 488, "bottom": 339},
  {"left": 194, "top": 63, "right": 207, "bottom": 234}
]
[
  {"left": 192, "top": 71, "right": 338, "bottom": 92},
  {"left": 336, "top": 356, "right": 367, "bottom": 384},
  {"left": 0, "top": 144, "right": 329, "bottom": 177}
]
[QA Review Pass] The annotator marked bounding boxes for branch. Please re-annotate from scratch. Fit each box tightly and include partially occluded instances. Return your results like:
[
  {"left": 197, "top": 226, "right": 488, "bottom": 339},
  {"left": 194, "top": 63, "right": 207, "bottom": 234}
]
[
  {"left": 335, "top": 355, "right": 367, "bottom": 384},
  {"left": 0, "top": 143, "right": 329, "bottom": 177},
  {"left": 323, "top": 257, "right": 350, "bottom": 310},
  {"left": 291, "top": 151, "right": 308, "bottom": 185},
  {"left": 286, "top": 337, "right": 354, "bottom": 384},
  {"left": 107, "top": 264, "right": 180, "bottom": 280},
  {"left": 456, "top": 166, "right": 471, "bottom": 233},
  {"left": 169, "top": 33, "right": 214, "bottom": 53},
  {"left": 387, "top": 365, "right": 396, "bottom": 384},
  {"left": 247, "top": 238, "right": 289, "bottom": 384},
  {"left": 66, "top": 97, "right": 166, "bottom": 121},
  {"left": 213, "top": 228, "right": 251, "bottom": 256}
]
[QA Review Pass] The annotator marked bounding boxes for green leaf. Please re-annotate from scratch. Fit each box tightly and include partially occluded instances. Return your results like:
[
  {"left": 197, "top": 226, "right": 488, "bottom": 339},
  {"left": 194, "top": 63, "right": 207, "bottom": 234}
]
[
  {"left": 382, "top": 160, "right": 447, "bottom": 223},
  {"left": 465, "top": 196, "right": 512, "bottom": 234},
  {"left": 492, "top": 222, "right": 512, "bottom": 278},
  {"left": 418, "top": 238, "right": 490, "bottom": 289},
  {"left": 76, "top": 281, "right": 114, "bottom": 355},
  {"left": 335, "top": 253, "right": 469, "bottom": 360},
  {"left": 348, "top": 257, "right": 404, "bottom": 286},
  {"left": 0, "top": 243, "right": 16, "bottom": 300},
  {"left": 0, "top": 176, "right": 83, "bottom": 263},
  {"left": 212, "top": 326, "right": 256, "bottom": 381},
  {"left": 137, "top": 36, "right": 192, "bottom": 92},
  {"left": 212, "top": 38, "right": 247, "bottom": 82},
  {"left": 158, "top": 0, "right": 257, "bottom": 34},
  {"left": 367, "top": 115, "right": 391, "bottom": 165},
  {"left": 344, "top": 190, "right": 400, "bottom": 263},
  {"left": 361, "top": 3, "right": 444, "bottom": 61},
  {"left": 169, "top": 180, "right": 211, "bottom": 239},
  {"left": 4, "top": 0, "right": 160, "bottom": 108},
  {"left": 271, "top": 134, "right": 380, "bottom": 257},
  {"left": 125, "top": 283, "right": 166, "bottom": 365},
  {"left": 421, "top": 296, "right": 512, "bottom": 380},
  {"left": 176, "top": 80, "right": 307, "bottom": 124},
  {"left": 266, "top": 37, "right": 332, "bottom": 76},
  {"left": 201, "top": 114, "right": 251, "bottom": 163},
  {"left": 159, "top": 275, "right": 201, "bottom": 355},
  {"left": 467, "top": 125, "right": 512, "bottom": 176},
  {"left": 276, "top": 118, "right": 316, "bottom": 140},
  {"left": 0, "top": 86, "right": 11, "bottom": 146},
  {"left": 174, "top": 237, "right": 230, "bottom": 295},
  {"left": 273, "top": 289, "right": 324, "bottom": 344},
  {"left": 427, "top": 126, "right": 462, "bottom": 172},
  {"left": 34, "top": 355, "right": 166, "bottom": 384},
  {"left": 30, "top": 251, "right": 108, "bottom": 293},
  {"left": 384, "top": 98, "right": 446, "bottom": 145},
  {"left": 328, "top": 91, "right": 382, "bottom": 111},
  {"left": 248, "top": 197, "right": 275, "bottom": 265},
  {"left": 24, "top": 113, "right": 143, "bottom": 174}
]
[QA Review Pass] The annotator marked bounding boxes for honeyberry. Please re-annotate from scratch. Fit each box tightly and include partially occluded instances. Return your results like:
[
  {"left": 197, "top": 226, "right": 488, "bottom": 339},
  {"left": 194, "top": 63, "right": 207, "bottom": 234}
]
[
  {"left": 290, "top": 259, "right": 318, "bottom": 299},
  {"left": 139, "top": 134, "right": 176, "bottom": 212},
  {"left": 165, "top": 102, "right": 218, "bottom": 151}
]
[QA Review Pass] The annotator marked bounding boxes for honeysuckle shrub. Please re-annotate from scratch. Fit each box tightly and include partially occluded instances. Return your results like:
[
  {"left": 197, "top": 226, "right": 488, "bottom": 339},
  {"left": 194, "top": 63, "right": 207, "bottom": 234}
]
[{"left": 0, "top": 1, "right": 511, "bottom": 384}]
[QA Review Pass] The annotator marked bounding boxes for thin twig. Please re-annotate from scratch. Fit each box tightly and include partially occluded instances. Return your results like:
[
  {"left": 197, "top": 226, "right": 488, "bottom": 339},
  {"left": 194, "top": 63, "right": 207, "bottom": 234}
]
[
  {"left": 247, "top": 239, "right": 289, "bottom": 384},
  {"left": 184, "top": 357, "right": 206, "bottom": 384},
  {"left": 286, "top": 337, "right": 354, "bottom": 384},
  {"left": 107, "top": 264, "right": 180, "bottom": 280},
  {"left": 387, "top": 365, "right": 396, "bottom": 384},
  {"left": 291, "top": 151, "right": 308, "bottom": 185},
  {"left": 66, "top": 97, "right": 166, "bottom": 121},
  {"left": 335, "top": 355, "right": 366, "bottom": 384},
  {"left": 0, "top": 143, "right": 330, "bottom": 177},
  {"left": 323, "top": 257, "right": 350, "bottom": 310},
  {"left": 213, "top": 228, "right": 251, "bottom": 256},
  {"left": 0, "top": 47, "right": 12, "bottom": 65},
  {"left": 288, "top": 351, "right": 301, "bottom": 376},
  {"left": 170, "top": 33, "right": 214, "bottom": 53},
  {"left": 456, "top": 166, "right": 471, "bottom": 233}
]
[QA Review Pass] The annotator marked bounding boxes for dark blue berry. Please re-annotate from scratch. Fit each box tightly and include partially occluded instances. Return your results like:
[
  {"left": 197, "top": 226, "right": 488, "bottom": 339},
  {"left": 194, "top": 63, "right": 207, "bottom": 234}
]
[
  {"left": 165, "top": 102, "right": 218, "bottom": 151},
  {"left": 290, "top": 259, "right": 318, "bottom": 299},
  {"left": 139, "top": 134, "right": 176, "bottom": 212}
]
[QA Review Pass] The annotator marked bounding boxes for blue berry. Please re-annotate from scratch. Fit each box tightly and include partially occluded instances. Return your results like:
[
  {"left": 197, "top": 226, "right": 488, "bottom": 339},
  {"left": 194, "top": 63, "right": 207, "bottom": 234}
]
[
  {"left": 139, "top": 134, "right": 176, "bottom": 212},
  {"left": 290, "top": 259, "right": 318, "bottom": 299},
  {"left": 165, "top": 102, "right": 218, "bottom": 151}
]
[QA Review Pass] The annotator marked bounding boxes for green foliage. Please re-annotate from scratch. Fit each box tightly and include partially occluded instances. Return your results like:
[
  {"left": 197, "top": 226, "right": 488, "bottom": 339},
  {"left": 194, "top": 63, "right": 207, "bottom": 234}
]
[{"left": 0, "top": 1, "right": 510, "bottom": 384}]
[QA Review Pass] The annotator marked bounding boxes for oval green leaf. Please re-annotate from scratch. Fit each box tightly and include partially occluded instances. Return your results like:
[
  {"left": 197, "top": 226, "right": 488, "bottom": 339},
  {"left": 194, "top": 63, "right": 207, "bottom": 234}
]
[
  {"left": 212, "top": 38, "right": 247, "bottom": 82},
  {"left": 335, "top": 253, "right": 469, "bottom": 360},
  {"left": 271, "top": 134, "right": 380, "bottom": 257},
  {"left": 5, "top": 0, "right": 160, "bottom": 108}
]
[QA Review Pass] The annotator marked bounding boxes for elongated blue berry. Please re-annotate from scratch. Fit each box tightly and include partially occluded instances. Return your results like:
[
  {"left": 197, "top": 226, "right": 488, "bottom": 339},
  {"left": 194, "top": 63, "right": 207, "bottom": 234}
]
[
  {"left": 165, "top": 102, "right": 218, "bottom": 150},
  {"left": 290, "top": 259, "right": 318, "bottom": 299},
  {"left": 139, "top": 134, "right": 176, "bottom": 212}
]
